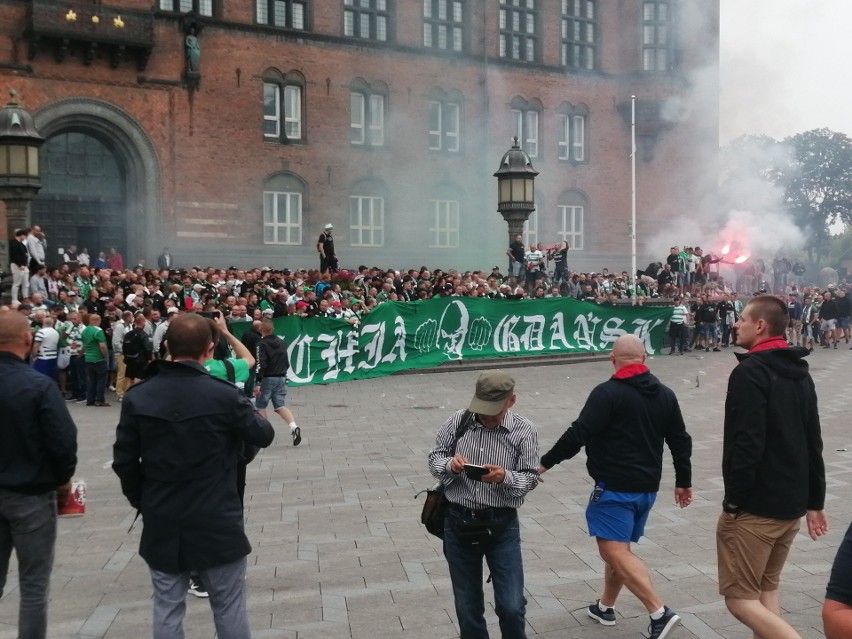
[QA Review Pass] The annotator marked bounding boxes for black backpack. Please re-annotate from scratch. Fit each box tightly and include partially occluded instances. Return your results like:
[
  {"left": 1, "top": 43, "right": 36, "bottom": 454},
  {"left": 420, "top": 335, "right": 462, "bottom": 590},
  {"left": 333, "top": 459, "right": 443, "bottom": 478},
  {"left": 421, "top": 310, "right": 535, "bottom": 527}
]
[{"left": 122, "top": 329, "right": 144, "bottom": 359}]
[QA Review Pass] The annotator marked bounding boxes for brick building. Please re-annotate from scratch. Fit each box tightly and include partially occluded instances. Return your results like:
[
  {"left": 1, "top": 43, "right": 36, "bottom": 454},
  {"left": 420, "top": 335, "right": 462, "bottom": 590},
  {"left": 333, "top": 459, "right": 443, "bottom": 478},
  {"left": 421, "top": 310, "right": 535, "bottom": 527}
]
[{"left": 0, "top": 0, "right": 719, "bottom": 272}]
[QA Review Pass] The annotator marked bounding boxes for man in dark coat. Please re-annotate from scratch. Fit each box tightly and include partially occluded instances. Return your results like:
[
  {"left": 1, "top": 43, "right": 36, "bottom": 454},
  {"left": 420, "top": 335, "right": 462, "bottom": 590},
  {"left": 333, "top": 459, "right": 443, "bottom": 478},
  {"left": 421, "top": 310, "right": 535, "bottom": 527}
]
[
  {"left": 718, "top": 295, "right": 827, "bottom": 638},
  {"left": 113, "top": 313, "right": 274, "bottom": 638}
]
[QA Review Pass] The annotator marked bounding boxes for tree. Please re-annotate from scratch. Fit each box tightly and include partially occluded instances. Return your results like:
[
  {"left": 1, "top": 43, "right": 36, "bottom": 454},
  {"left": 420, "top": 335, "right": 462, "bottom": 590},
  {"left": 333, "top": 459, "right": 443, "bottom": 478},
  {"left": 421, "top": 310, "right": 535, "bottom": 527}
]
[{"left": 782, "top": 128, "right": 852, "bottom": 263}]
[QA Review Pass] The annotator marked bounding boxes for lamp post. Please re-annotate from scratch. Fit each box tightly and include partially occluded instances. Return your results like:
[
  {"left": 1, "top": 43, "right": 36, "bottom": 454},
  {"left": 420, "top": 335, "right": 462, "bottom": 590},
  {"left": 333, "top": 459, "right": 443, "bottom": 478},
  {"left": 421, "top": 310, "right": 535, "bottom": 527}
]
[
  {"left": 494, "top": 137, "right": 538, "bottom": 270},
  {"left": 0, "top": 89, "right": 44, "bottom": 279}
]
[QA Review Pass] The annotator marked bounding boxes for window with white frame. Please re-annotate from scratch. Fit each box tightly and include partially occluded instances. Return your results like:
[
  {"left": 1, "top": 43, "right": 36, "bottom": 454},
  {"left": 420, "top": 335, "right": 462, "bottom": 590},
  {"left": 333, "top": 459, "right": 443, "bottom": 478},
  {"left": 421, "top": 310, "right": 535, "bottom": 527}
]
[
  {"left": 350, "top": 91, "right": 386, "bottom": 147},
  {"left": 558, "top": 110, "right": 587, "bottom": 162},
  {"left": 558, "top": 194, "right": 585, "bottom": 249},
  {"left": 512, "top": 105, "right": 539, "bottom": 158},
  {"left": 523, "top": 209, "right": 538, "bottom": 247},
  {"left": 350, "top": 195, "right": 385, "bottom": 246},
  {"left": 344, "top": 0, "right": 390, "bottom": 41},
  {"left": 263, "top": 191, "right": 302, "bottom": 245},
  {"left": 263, "top": 81, "right": 303, "bottom": 142},
  {"left": 499, "top": 0, "right": 538, "bottom": 62},
  {"left": 159, "top": 0, "right": 213, "bottom": 16},
  {"left": 428, "top": 100, "right": 460, "bottom": 152},
  {"left": 256, "top": 0, "right": 307, "bottom": 28},
  {"left": 561, "top": 0, "right": 596, "bottom": 69},
  {"left": 428, "top": 199, "right": 460, "bottom": 248},
  {"left": 642, "top": 0, "right": 675, "bottom": 71},
  {"left": 424, "top": 0, "right": 465, "bottom": 51}
]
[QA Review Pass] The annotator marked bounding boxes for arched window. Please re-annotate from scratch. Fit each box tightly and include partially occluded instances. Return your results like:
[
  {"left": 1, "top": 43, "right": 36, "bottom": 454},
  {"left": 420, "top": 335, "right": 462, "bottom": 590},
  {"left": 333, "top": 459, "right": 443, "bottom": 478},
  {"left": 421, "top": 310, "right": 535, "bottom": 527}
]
[
  {"left": 427, "top": 88, "right": 463, "bottom": 153},
  {"left": 511, "top": 96, "right": 542, "bottom": 158},
  {"left": 350, "top": 79, "right": 387, "bottom": 148},
  {"left": 427, "top": 183, "right": 463, "bottom": 248},
  {"left": 349, "top": 180, "right": 386, "bottom": 246},
  {"left": 263, "top": 68, "right": 306, "bottom": 143},
  {"left": 263, "top": 172, "right": 306, "bottom": 245},
  {"left": 557, "top": 190, "right": 587, "bottom": 250},
  {"left": 557, "top": 102, "right": 589, "bottom": 163}
]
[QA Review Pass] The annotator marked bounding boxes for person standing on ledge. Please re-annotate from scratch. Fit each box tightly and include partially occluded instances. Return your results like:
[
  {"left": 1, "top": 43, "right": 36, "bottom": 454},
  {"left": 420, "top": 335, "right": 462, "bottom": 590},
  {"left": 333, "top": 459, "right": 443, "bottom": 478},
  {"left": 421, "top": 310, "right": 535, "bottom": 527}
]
[{"left": 317, "top": 223, "right": 337, "bottom": 274}]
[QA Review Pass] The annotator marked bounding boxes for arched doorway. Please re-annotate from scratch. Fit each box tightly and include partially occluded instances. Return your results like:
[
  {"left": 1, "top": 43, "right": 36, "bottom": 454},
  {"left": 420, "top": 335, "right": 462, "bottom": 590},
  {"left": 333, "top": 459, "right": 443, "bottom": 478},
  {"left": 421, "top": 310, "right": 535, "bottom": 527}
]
[
  {"left": 33, "top": 131, "right": 127, "bottom": 265},
  {"left": 33, "top": 99, "right": 162, "bottom": 267}
]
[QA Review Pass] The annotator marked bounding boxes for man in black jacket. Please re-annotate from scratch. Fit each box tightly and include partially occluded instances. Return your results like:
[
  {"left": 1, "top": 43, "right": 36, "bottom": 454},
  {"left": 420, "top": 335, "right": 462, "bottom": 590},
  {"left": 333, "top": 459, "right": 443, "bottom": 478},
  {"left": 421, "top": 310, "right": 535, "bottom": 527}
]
[
  {"left": 255, "top": 318, "right": 301, "bottom": 446},
  {"left": 718, "top": 295, "right": 827, "bottom": 639},
  {"left": 0, "top": 311, "right": 78, "bottom": 639},
  {"left": 539, "top": 335, "right": 692, "bottom": 639},
  {"left": 113, "top": 313, "right": 274, "bottom": 638},
  {"left": 9, "top": 227, "right": 30, "bottom": 302}
]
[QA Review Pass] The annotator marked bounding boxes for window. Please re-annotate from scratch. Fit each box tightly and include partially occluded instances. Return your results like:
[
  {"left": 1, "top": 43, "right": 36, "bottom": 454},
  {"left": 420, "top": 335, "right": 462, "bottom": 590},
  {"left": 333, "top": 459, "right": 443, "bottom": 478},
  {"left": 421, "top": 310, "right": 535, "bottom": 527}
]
[
  {"left": 344, "top": 0, "right": 390, "bottom": 41},
  {"left": 558, "top": 191, "right": 587, "bottom": 250},
  {"left": 557, "top": 104, "right": 588, "bottom": 162},
  {"left": 262, "top": 173, "right": 305, "bottom": 245},
  {"left": 159, "top": 0, "right": 213, "bottom": 16},
  {"left": 523, "top": 209, "right": 537, "bottom": 247},
  {"left": 424, "top": 0, "right": 464, "bottom": 52},
  {"left": 428, "top": 199, "right": 460, "bottom": 248},
  {"left": 642, "top": 1, "right": 675, "bottom": 71},
  {"left": 499, "top": 0, "right": 538, "bottom": 62},
  {"left": 350, "top": 85, "right": 386, "bottom": 147},
  {"left": 350, "top": 195, "right": 385, "bottom": 247},
  {"left": 257, "top": 0, "right": 307, "bottom": 28},
  {"left": 561, "top": 0, "right": 596, "bottom": 70},
  {"left": 428, "top": 92, "right": 461, "bottom": 152},
  {"left": 511, "top": 98, "right": 541, "bottom": 158},
  {"left": 263, "top": 71, "right": 305, "bottom": 143}
]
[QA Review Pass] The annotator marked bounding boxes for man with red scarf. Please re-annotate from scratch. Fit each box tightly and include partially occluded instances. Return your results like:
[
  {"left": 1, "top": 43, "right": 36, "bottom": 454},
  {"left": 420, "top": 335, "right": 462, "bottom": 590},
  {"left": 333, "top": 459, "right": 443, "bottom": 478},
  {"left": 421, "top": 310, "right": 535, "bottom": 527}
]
[
  {"left": 538, "top": 335, "right": 692, "bottom": 639},
  {"left": 718, "top": 295, "right": 827, "bottom": 639}
]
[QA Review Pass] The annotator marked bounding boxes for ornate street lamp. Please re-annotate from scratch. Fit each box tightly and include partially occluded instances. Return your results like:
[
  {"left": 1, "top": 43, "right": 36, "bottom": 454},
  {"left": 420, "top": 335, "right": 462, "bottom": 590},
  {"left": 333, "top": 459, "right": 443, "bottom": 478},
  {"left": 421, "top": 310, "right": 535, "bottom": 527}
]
[
  {"left": 494, "top": 137, "right": 538, "bottom": 264},
  {"left": 0, "top": 89, "right": 44, "bottom": 275}
]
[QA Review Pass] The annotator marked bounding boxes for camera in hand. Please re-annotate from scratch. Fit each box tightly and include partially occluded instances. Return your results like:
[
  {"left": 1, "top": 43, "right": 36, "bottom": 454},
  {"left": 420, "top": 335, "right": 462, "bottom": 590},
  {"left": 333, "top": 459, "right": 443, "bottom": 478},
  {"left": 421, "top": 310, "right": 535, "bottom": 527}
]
[{"left": 464, "top": 464, "right": 488, "bottom": 480}]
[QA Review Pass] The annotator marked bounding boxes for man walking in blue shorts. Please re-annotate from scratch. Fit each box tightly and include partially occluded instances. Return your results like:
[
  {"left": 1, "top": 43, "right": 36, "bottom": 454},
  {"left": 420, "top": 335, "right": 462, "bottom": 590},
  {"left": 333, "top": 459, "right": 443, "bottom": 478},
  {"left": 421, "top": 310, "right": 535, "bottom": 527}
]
[{"left": 538, "top": 335, "right": 693, "bottom": 639}]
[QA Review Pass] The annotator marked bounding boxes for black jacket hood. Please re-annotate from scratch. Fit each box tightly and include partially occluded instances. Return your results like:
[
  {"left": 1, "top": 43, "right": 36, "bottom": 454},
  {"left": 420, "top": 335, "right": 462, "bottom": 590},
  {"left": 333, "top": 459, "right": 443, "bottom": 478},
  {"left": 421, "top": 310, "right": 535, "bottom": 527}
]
[
  {"left": 734, "top": 346, "right": 810, "bottom": 380},
  {"left": 613, "top": 370, "right": 661, "bottom": 396}
]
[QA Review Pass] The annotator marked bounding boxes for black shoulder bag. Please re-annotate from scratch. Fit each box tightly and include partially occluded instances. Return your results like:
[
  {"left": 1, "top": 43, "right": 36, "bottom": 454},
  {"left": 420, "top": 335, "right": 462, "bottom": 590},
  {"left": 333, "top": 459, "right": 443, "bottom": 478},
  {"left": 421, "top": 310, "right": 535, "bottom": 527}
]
[
  {"left": 419, "top": 410, "right": 473, "bottom": 539},
  {"left": 222, "top": 359, "right": 261, "bottom": 464}
]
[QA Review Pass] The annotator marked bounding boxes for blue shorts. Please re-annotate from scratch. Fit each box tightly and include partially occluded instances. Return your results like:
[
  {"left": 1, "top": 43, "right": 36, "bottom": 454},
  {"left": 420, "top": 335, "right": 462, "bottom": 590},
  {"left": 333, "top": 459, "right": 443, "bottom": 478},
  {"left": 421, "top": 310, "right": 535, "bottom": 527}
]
[
  {"left": 839, "top": 316, "right": 850, "bottom": 330},
  {"left": 700, "top": 323, "right": 717, "bottom": 339},
  {"left": 586, "top": 489, "right": 657, "bottom": 543},
  {"left": 256, "top": 376, "right": 287, "bottom": 410}
]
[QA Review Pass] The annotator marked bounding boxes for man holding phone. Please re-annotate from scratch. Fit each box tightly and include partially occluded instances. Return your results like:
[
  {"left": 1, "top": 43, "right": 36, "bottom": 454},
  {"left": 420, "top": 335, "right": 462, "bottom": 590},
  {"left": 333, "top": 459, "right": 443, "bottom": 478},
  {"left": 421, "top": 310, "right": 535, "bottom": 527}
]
[{"left": 428, "top": 371, "right": 539, "bottom": 639}]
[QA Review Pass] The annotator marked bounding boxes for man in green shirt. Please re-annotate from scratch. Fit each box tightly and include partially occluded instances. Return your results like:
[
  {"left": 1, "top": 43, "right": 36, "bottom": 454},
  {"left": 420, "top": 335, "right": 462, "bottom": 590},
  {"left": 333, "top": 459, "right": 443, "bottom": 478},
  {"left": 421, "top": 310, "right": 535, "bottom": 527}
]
[{"left": 81, "top": 314, "right": 109, "bottom": 406}]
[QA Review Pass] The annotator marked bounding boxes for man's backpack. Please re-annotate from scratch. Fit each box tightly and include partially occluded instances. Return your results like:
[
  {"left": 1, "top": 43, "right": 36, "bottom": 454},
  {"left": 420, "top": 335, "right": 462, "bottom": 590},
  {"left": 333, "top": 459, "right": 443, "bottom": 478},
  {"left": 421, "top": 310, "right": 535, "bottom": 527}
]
[{"left": 122, "top": 329, "right": 144, "bottom": 359}]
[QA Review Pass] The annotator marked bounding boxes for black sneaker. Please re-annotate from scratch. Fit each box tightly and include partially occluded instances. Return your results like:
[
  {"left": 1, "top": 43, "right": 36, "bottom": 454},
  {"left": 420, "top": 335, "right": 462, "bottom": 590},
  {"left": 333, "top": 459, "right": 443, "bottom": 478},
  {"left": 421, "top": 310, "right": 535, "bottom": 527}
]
[
  {"left": 713, "top": 347, "right": 721, "bottom": 352},
  {"left": 587, "top": 600, "right": 616, "bottom": 626},
  {"left": 292, "top": 426, "right": 302, "bottom": 447},
  {"left": 647, "top": 607, "right": 680, "bottom": 639},
  {"left": 188, "top": 575, "right": 208, "bottom": 598},
  {"left": 704, "top": 348, "right": 710, "bottom": 352}
]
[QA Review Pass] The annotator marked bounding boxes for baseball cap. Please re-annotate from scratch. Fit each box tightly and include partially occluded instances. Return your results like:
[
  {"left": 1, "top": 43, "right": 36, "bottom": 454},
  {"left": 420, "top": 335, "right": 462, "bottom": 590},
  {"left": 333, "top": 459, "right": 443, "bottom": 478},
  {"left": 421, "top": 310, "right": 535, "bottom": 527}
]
[
  {"left": 167, "top": 307, "right": 179, "bottom": 314},
  {"left": 262, "top": 308, "right": 274, "bottom": 316},
  {"left": 324, "top": 223, "right": 334, "bottom": 230},
  {"left": 296, "top": 301, "right": 309, "bottom": 309},
  {"left": 468, "top": 371, "right": 515, "bottom": 416}
]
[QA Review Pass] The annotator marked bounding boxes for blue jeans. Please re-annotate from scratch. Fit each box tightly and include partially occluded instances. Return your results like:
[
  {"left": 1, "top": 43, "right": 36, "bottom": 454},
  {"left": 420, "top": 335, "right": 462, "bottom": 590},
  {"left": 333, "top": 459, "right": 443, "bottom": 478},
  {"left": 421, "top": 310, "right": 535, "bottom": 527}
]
[
  {"left": 256, "top": 377, "right": 287, "bottom": 411},
  {"left": 443, "top": 507, "right": 527, "bottom": 639},
  {"left": 0, "top": 489, "right": 58, "bottom": 639},
  {"left": 150, "top": 557, "right": 249, "bottom": 639},
  {"left": 86, "top": 359, "right": 107, "bottom": 404}
]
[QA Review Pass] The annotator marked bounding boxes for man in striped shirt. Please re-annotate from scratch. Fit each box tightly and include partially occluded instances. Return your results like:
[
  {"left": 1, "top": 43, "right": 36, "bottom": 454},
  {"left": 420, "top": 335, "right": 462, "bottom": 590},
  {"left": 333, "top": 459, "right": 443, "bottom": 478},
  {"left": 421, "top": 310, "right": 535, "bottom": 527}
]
[
  {"left": 428, "top": 371, "right": 539, "bottom": 639},
  {"left": 668, "top": 297, "right": 689, "bottom": 355}
]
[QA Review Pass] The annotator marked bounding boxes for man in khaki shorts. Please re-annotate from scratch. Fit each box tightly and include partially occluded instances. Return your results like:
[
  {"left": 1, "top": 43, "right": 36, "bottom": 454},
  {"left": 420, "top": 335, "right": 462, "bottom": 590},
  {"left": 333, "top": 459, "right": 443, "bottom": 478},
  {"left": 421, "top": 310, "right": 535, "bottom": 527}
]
[{"left": 718, "top": 295, "right": 828, "bottom": 638}]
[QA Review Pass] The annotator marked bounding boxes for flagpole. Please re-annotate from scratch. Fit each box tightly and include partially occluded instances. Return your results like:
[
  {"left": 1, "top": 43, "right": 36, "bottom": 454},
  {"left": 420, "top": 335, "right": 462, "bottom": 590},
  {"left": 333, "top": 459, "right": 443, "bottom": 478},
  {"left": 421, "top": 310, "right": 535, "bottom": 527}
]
[{"left": 631, "top": 95, "right": 637, "bottom": 304}]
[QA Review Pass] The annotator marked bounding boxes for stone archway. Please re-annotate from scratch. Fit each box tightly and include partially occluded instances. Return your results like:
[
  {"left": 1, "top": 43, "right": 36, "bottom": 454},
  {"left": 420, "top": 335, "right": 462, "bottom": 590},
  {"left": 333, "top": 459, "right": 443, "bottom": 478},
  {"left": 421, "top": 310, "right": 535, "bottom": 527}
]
[{"left": 32, "top": 98, "right": 161, "bottom": 267}]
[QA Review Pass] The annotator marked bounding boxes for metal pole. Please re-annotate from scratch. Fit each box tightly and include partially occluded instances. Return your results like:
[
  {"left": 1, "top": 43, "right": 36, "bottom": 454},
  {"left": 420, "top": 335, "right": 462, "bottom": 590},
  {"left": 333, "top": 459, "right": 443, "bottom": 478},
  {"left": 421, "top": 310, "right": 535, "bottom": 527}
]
[{"left": 630, "top": 95, "right": 637, "bottom": 303}]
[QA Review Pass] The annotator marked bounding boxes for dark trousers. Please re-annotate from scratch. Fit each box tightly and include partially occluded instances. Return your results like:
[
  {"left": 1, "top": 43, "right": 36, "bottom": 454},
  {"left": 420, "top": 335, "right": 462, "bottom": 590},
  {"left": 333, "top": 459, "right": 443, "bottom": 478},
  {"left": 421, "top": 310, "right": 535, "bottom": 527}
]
[
  {"left": 85, "top": 360, "right": 107, "bottom": 404},
  {"left": 69, "top": 355, "right": 86, "bottom": 400},
  {"left": 668, "top": 323, "right": 687, "bottom": 353}
]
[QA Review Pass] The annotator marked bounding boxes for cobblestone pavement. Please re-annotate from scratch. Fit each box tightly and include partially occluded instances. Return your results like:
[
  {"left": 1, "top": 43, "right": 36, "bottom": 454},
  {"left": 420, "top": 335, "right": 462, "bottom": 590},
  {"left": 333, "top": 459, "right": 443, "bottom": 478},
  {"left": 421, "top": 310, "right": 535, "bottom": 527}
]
[{"left": 1, "top": 345, "right": 850, "bottom": 639}]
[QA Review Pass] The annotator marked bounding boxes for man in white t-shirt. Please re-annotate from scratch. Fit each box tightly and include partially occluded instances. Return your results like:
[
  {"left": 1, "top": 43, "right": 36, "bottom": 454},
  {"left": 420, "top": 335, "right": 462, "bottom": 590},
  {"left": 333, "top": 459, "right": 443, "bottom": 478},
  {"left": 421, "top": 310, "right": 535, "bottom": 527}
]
[{"left": 32, "top": 317, "right": 61, "bottom": 380}]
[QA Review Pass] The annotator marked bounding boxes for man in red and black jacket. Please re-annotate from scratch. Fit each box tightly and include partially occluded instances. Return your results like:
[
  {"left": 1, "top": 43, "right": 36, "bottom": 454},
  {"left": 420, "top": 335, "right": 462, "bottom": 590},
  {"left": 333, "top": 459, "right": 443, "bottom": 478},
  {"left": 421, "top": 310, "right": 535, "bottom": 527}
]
[
  {"left": 718, "top": 295, "right": 827, "bottom": 639},
  {"left": 538, "top": 334, "right": 692, "bottom": 638}
]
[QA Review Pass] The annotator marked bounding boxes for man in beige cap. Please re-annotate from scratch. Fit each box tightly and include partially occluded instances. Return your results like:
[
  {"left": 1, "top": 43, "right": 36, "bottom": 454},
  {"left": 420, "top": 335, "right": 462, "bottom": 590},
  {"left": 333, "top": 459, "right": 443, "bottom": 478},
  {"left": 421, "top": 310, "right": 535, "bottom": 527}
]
[{"left": 428, "top": 370, "right": 539, "bottom": 639}]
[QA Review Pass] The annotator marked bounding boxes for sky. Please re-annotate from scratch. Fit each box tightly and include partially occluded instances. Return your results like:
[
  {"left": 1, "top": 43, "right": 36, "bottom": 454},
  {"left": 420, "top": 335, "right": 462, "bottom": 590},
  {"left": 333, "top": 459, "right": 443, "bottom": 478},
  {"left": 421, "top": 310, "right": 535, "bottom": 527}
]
[{"left": 719, "top": 0, "right": 852, "bottom": 143}]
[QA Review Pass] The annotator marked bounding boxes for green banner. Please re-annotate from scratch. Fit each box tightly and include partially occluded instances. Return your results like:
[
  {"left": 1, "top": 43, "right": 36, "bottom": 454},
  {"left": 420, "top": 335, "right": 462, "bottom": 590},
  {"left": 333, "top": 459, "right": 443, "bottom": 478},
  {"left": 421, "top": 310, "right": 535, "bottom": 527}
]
[{"left": 229, "top": 298, "right": 673, "bottom": 386}]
